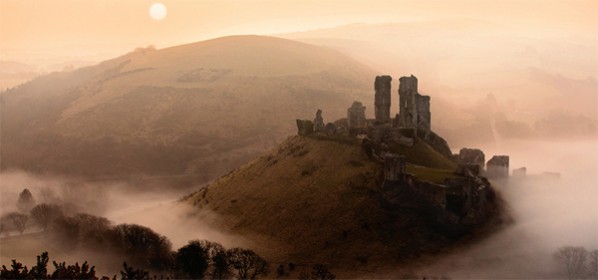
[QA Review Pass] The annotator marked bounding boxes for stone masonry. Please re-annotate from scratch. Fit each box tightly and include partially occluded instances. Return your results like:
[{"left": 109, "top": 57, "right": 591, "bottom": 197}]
[
  {"left": 374, "top": 75, "right": 392, "bottom": 124},
  {"left": 398, "top": 75, "right": 431, "bottom": 131},
  {"left": 486, "top": 155, "right": 509, "bottom": 178},
  {"left": 347, "top": 101, "right": 367, "bottom": 130}
]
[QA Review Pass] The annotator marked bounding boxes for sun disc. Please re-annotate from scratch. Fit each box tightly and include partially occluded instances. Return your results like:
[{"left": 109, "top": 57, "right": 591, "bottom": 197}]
[{"left": 149, "top": 3, "right": 167, "bottom": 20}]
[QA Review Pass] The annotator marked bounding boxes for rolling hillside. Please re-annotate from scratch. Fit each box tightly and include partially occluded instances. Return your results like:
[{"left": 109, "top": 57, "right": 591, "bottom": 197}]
[
  {"left": 186, "top": 135, "right": 504, "bottom": 276},
  {"left": 1, "top": 35, "right": 377, "bottom": 185}
]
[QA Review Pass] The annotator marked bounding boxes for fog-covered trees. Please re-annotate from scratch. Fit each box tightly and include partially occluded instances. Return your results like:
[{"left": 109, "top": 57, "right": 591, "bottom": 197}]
[
  {"left": 17, "top": 188, "right": 35, "bottom": 214},
  {"left": 30, "top": 204, "right": 63, "bottom": 231},
  {"left": 111, "top": 224, "right": 173, "bottom": 271},
  {"left": 51, "top": 213, "right": 112, "bottom": 251},
  {"left": 1, "top": 210, "right": 272, "bottom": 279},
  {"left": 553, "top": 246, "right": 589, "bottom": 279},
  {"left": 588, "top": 250, "right": 598, "bottom": 279},
  {"left": 6, "top": 212, "right": 28, "bottom": 235},
  {"left": 226, "top": 247, "right": 268, "bottom": 280}
]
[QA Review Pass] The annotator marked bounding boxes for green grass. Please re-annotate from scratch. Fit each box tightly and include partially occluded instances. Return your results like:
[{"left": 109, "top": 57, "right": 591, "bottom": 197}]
[
  {"left": 389, "top": 137, "right": 457, "bottom": 170},
  {"left": 406, "top": 164, "right": 460, "bottom": 184}
]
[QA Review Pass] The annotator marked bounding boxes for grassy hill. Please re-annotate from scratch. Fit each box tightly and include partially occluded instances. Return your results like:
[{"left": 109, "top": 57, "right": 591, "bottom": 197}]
[
  {"left": 1, "top": 36, "right": 377, "bottom": 185},
  {"left": 186, "top": 135, "right": 501, "bottom": 276}
]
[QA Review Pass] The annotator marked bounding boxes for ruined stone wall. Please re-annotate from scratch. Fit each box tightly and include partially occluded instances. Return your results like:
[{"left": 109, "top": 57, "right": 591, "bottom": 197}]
[
  {"left": 347, "top": 101, "right": 367, "bottom": 134},
  {"left": 416, "top": 94, "right": 431, "bottom": 130},
  {"left": 398, "top": 75, "right": 418, "bottom": 129},
  {"left": 374, "top": 75, "right": 392, "bottom": 123},
  {"left": 486, "top": 155, "right": 510, "bottom": 178},
  {"left": 383, "top": 153, "right": 405, "bottom": 181}
]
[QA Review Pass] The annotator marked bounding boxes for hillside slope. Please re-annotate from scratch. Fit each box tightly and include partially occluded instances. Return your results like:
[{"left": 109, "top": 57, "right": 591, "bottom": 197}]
[
  {"left": 1, "top": 36, "right": 377, "bottom": 184},
  {"left": 187, "top": 135, "right": 503, "bottom": 275}
]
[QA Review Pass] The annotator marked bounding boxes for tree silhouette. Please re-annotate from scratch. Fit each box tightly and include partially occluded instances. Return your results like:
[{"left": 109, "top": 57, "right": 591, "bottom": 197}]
[
  {"left": 226, "top": 248, "right": 268, "bottom": 280},
  {"left": 17, "top": 188, "right": 35, "bottom": 214},
  {"left": 49, "top": 260, "right": 96, "bottom": 279},
  {"left": 0, "top": 260, "right": 29, "bottom": 279},
  {"left": 589, "top": 249, "right": 598, "bottom": 279},
  {"left": 120, "top": 262, "right": 148, "bottom": 280},
  {"left": 30, "top": 252, "right": 49, "bottom": 279},
  {"left": 554, "top": 246, "right": 588, "bottom": 279},
  {"left": 30, "top": 204, "right": 63, "bottom": 231},
  {"left": 6, "top": 212, "right": 28, "bottom": 235},
  {"left": 175, "top": 240, "right": 210, "bottom": 279},
  {"left": 110, "top": 224, "right": 172, "bottom": 270}
]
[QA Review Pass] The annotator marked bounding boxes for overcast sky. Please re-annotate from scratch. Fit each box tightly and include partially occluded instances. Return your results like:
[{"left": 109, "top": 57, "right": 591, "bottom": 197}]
[{"left": 1, "top": 0, "right": 596, "bottom": 62}]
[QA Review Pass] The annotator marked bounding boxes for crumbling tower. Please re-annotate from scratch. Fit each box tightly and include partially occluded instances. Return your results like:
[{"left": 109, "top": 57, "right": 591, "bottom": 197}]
[
  {"left": 398, "top": 75, "right": 431, "bottom": 131},
  {"left": 374, "top": 75, "right": 392, "bottom": 123},
  {"left": 399, "top": 75, "right": 418, "bottom": 129},
  {"left": 417, "top": 95, "right": 431, "bottom": 130}
]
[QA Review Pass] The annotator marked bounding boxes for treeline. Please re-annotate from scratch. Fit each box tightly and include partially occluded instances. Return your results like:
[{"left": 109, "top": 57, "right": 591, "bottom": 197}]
[{"left": 1, "top": 189, "right": 336, "bottom": 280}]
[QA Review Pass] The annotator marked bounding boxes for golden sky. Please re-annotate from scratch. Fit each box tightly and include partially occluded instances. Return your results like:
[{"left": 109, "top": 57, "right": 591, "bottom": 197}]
[{"left": 0, "top": 0, "right": 596, "bottom": 61}]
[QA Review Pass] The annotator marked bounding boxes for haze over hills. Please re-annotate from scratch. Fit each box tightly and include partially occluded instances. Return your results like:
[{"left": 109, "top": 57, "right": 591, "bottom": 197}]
[
  {"left": 279, "top": 20, "right": 598, "bottom": 146},
  {"left": 1, "top": 35, "right": 378, "bottom": 184}
]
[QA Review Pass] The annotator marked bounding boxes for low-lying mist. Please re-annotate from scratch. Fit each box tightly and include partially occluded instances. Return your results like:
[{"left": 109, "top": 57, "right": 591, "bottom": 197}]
[
  {"left": 413, "top": 138, "right": 598, "bottom": 278},
  {"left": 1, "top": 137, "right": 596, "bottom": 278},
  {"left": 0, "top": 171, "right": 250, "bottom": 276}
]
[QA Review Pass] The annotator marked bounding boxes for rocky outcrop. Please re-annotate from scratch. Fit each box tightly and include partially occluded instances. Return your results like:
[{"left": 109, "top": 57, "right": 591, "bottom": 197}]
[
  {"left": 487, "top": 155, "right": 509, "bottom": 178},
  {"left": 374, "top": 75, "right": 392, "bottom": 124}
]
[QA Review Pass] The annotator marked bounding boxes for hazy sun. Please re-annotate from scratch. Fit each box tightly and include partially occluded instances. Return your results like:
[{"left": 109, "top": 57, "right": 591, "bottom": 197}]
[{"left": 149, "top": 3, "right": 167, "bottom": 21}]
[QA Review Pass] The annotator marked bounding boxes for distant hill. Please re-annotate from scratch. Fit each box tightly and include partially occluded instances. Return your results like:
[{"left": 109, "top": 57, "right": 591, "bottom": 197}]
[
  {"left": 1, "top": 35, "right": 377, "bottom": 185},
  {"left": 278, "top": 21, "right": 598, "bottom": 146},
  {"left": 186, "top": 135, "right": 504, "bottom": 276}
]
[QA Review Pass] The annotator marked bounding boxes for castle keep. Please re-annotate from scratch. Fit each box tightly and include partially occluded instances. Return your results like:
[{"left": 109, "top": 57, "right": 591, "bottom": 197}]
[{"left": 398, "top": 75, "right": 431, "bottom": 131}]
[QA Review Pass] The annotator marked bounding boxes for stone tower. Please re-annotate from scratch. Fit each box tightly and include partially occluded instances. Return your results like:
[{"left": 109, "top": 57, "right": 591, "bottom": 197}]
[
  {"left": 398, "top": 75, "right": 418, "bottom": 129},
  {"left": 417, "top": 95, "right": 431, "bottom": 130},
  {"left": 398, "top": 75, "right": 431, "bottom": 131},
  {"left": 347, "top": 101, "right": 366, "bottom": 129},
  {"left": 374, "top": 75, "right": 392, "bottom": 123}
]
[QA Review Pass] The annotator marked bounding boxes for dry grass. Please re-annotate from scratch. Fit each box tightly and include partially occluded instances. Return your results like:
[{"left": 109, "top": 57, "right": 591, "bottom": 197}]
[
  {"left": 1, "top": 36, "right": 376, "bottom": 183},
  {"left": 187, "top": 135, "right": 476, "bottom": 275}
]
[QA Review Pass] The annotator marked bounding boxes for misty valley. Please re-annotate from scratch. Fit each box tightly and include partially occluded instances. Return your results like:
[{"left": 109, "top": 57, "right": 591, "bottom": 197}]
[{"left": 1, "top": 2, "right": 597, "bottom": 279}]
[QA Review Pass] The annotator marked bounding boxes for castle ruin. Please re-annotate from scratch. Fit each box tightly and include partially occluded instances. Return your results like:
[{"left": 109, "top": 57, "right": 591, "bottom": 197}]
[
  {"left": 374, "top": 75, "right": 392, "bottom": 124},
  {"left": 399, "top": 75, "right": 431, "bottom": 131},
  {"left": 295, "top": 74, "right": 504, "bottom": 228}
]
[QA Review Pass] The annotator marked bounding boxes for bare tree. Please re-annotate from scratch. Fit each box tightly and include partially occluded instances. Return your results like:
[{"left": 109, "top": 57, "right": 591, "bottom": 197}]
[
  {"left": 30, "top": 204, "right": 63, "bottom": 231},
  {"left": 7, "top": 212, "right": 28, "bottom": 235},
  {"left": 588, "top": 249, "right": 598, "bottom": 279},
  {"left": 553, "top": 246, "right": 588, "bottom": 279},
  {"left": 226, "top": 248, "right": 268, "bottom": 280}
]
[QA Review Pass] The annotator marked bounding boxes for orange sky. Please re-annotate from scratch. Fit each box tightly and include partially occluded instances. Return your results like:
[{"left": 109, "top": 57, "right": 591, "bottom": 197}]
[{"left": 0, "top": 0, "right": 596, "bottom": 62}]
